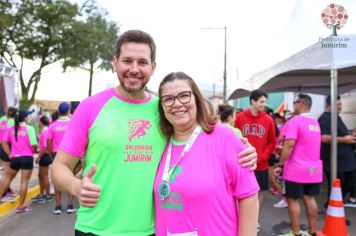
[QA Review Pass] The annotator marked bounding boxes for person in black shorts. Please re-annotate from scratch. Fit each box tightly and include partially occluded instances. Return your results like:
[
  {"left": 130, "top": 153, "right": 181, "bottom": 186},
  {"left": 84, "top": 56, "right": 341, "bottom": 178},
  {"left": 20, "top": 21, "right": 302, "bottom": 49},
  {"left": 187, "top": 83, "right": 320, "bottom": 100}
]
[
  {"left": 0, "top": 107, "right": 17, "bottom": 199},
  {"left": 0, "top": 110, "right": 38, "bottom": 213},
  {"left": 274, "top": 94, "right": 322, "bottom": 236},
  {"left": 34, "top": 115, "right": 53, "bottom": 203}
]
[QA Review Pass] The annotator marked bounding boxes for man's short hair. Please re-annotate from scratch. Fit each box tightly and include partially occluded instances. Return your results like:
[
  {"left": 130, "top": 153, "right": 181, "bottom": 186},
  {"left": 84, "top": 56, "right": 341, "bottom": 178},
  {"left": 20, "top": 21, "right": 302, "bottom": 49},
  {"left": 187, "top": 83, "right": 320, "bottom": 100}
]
[
  {"left": 297, "top": 93, "right": 312, "bottom": 108},
  {"left": 249, "top": 89, "right": 268, "bottom": 104},
  {"left": 326, "top": 95, "right": 341, "bottom": 106},
  {"left": 115, "top": 30, "right": 156, "bottom": 63}
]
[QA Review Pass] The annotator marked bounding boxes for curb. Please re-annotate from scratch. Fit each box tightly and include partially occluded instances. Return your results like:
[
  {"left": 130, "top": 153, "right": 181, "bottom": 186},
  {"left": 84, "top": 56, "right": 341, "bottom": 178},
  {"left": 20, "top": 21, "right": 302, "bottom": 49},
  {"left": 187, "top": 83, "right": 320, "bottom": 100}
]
[{"left": 0, "top": 185, "right": 40, "bottom": 218}]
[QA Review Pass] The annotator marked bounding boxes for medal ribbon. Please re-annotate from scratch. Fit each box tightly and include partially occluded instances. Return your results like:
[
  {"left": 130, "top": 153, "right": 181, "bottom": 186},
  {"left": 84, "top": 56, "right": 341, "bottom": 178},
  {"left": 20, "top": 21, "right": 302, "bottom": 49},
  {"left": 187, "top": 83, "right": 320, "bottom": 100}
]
[{"left": 161, "top": 125, "right": 202, "bottom": 183}]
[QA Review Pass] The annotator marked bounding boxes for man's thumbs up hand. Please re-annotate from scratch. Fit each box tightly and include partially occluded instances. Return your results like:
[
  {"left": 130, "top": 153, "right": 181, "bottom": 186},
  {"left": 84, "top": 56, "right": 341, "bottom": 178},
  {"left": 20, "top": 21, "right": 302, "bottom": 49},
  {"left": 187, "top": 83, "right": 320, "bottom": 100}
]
[{"left": 78, "top": 164, "right": 102, "bottom": 208}]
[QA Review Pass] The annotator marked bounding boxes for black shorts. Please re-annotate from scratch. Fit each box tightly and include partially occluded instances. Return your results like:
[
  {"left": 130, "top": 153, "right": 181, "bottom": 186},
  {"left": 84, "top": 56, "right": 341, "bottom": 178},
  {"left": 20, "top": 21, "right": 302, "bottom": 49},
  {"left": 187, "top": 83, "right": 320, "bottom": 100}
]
[
  {"left": 10, "top": 156, "right": 34, "bottom": 171},
  {"left": 268, "top": 154, "right": 277, "bottom": 166},
  {"left": 39, "top": 154, "right": 52, "bottom": 167},
  {"left": 255, "top": 170, "right": 269, "bottom": 190},
  {"left": 0, "top": 146, "right": 11, "bottom": 162},
  {"left": 284, "top": 180, "right": 321, "bottom": 199}
]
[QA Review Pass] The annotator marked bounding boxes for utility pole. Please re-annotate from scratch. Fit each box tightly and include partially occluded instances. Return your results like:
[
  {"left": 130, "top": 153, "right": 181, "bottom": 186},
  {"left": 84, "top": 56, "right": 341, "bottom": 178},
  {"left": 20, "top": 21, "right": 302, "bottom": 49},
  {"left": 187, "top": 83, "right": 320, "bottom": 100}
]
[{"left": 201, "top": 26, "right": 227, "bottom": 103}]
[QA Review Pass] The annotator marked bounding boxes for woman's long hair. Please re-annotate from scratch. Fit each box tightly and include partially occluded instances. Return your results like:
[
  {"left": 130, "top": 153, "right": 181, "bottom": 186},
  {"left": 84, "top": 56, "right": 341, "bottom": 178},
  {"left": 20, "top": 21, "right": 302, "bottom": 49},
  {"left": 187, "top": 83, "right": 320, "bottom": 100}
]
[{"left": 14, "top": 111, "right": 27, "bottom": 142}]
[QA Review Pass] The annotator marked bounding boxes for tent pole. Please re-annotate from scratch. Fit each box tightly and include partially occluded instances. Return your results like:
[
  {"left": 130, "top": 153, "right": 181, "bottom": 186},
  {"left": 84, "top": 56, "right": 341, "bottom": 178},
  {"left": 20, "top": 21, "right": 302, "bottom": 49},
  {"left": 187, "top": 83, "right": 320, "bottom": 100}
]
[{"left": 330, "top": 69, "right": 338, "bottom": 181}]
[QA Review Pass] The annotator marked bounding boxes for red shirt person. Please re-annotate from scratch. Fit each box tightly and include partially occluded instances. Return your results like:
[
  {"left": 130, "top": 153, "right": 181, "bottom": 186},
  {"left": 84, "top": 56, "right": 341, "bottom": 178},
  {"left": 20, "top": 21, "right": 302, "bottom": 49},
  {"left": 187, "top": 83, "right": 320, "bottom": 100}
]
[{"left": 234, "top": 89, "right": 276, "bottom": 232}]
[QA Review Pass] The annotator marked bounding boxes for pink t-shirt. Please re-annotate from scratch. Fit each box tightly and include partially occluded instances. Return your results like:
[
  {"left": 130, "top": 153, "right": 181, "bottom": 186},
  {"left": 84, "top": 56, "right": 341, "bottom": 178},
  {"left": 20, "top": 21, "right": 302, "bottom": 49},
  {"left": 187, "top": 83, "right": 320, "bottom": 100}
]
[
  {"left": 47, "top": 117, "right": 70, "bottom": 152},
  {"left": 3, "top": 123, "right": 37, "bottom": 157},
  {"left": 283, "top": 114, "right": 323, "bottom": 183},
  {"left": 154, "top": 124, "right": 260, "bottom": 236},
  {"left": 39, "top": 127, "right": 49, "bottom": 153}
]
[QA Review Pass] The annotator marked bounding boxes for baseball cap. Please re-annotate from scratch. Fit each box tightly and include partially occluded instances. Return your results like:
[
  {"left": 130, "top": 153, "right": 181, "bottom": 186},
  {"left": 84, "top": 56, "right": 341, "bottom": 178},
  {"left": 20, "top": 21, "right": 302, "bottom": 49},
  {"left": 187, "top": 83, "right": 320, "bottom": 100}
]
[
  {"left": 18, "top": 109, "right": 34, "bottom": 119},
  {"left": 58, "top": 102, "right": 71, "bottom": 114}
]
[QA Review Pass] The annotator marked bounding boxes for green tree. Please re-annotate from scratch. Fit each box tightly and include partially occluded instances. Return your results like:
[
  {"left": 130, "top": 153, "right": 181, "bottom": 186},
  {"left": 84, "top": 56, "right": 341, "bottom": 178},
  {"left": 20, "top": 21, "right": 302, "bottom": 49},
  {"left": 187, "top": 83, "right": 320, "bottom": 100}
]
[
  {"left": 62, "top": 7, "right": 119, "bottom": 96},
  {"left": 0, "top": 1, "right": 12, "bottom": 29},
  {"left": 0, "top": 0, "right": 78, "bottom": 108}
]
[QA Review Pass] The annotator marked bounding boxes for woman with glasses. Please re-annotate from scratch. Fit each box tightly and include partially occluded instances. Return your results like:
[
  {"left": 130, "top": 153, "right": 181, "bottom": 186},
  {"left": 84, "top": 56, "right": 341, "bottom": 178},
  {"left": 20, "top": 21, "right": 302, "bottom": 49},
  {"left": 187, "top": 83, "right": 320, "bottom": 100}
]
[{"left": 154, "top": 72, "right": 259, "bottom": 236}]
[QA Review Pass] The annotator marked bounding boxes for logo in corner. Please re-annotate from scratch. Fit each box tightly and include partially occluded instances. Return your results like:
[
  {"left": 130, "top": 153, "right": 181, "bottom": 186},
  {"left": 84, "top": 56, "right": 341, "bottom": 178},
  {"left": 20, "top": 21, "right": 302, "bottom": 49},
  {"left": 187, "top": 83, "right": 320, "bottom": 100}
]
[
  {"left": 128, "top": 119, "right": 152, "bottom": 141},
  {"left": 321, "top": 3, "right": 348, "bottom": 36}
]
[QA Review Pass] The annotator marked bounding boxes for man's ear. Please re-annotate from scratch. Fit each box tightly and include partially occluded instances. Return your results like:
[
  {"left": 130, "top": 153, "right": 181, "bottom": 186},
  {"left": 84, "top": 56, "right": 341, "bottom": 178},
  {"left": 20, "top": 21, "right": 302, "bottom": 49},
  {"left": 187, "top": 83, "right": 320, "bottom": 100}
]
[
  {"left": 112, "top": 56, "right": 117, "bottom": 72},
  {"left": 150, "top": 62, "right": 157, "bottom": 76}
]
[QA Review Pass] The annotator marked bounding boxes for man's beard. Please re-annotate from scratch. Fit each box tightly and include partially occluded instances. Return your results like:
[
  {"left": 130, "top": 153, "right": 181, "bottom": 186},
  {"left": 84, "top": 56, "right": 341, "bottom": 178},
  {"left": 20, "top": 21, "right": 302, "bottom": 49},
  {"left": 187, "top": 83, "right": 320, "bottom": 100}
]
[{"left": 120, "top": 80, "right": 148, "bottom": 94}]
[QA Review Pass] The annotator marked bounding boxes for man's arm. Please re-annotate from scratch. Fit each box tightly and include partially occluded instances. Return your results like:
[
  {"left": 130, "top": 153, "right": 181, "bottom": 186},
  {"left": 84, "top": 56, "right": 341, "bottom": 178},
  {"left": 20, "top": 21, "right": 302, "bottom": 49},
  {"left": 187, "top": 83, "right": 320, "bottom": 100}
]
[
  {"left": 51, "top": 150, "right": 101, "bottom": 207},
  {"left": 278, "top": 139, "right": 296, "bottom": 166},
  {"left": 321, "top": 134, "right": 356, "bottom": 144},
  {"left": 262, "top": 122, "right": 277, "bottom": 161},
  {"left": 237, "top": 193, "right": 259, "bottom": 236},
  {"left": 274, "top": 139, "right": 296, "bottom": 176}
]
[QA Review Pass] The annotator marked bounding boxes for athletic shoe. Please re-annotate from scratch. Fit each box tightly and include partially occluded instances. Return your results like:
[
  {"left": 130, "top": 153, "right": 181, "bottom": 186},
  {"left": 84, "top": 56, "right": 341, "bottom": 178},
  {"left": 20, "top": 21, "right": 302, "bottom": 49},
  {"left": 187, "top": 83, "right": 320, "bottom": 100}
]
[
  {"left": 344, "top": 199, "right": 356, "bottom": 208},
  {"left": 66, "top": 204, "right": 77, "bottom": 214},
  {"left": 1, "top": 195, "right": 16, "bottom": 202},
  {"left": 31, "top": 195, "right": 44, "bottom": 202},
  {"left": 274, "top": 199, "right": 288, "bottom": 208},
  {"left": 16, "top": 205, "right": 32, "bottom": 213},
  {"left": 38, "top": 195, "right": 53, "bottom": 204},
  {"left": 53, "top": 205, "right": 62, "bottom": 215},
  {"left": 257, "top": 222, "right": 261, "bottom": 233},
  {"left": 5, "top": 191, "right": 17, "bottom": 197},
  {"left": 269, "top": 187, "right": 281, "bottom": 195}
]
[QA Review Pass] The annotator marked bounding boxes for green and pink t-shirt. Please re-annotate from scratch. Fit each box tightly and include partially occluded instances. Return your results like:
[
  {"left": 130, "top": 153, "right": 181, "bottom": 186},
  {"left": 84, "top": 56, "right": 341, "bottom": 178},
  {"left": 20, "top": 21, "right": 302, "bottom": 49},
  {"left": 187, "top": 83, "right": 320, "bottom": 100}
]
[
  {"left": 59, "top": 88, "right": 166, "bottom": 236},
  {"left": 3, "top": 123, "right": 37, "bottom": 157},
  {"left": 283, "top": 114, "right": 323, "bottom": 183},
  {"left": 154, "top": 124, "right": 259, "bottom": 236},
  {"left": 47, "top": 117, "right": 70, "bottom": 152}
]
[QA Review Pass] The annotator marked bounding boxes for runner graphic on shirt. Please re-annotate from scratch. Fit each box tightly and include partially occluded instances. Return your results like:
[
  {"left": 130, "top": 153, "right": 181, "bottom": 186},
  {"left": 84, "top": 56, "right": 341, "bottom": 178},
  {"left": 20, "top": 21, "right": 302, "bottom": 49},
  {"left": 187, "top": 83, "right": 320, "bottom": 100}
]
[{"left": 128, "top": 119, "right": 152, "bottom": 141}]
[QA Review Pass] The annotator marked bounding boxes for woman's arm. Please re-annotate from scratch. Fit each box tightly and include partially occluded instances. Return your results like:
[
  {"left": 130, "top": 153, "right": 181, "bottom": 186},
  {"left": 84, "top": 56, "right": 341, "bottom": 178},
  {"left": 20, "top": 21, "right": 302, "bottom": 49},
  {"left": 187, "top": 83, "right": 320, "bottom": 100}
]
[
  {"left": 1, "top": 141, "right": 11, "bottom": 157},
  {"left": 237, "top": 193, "right": 259, "bottom": 236},
  {"left": 36, "top": 148, "right": 46, "bottom": 164}
]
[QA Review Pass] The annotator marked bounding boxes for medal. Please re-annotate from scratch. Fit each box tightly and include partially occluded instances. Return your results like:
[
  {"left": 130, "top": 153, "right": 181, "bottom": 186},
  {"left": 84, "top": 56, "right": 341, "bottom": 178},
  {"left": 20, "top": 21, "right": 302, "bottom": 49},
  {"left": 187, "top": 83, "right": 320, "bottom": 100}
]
[{"left": 159, "top": 181, "right": 170, "bottom": 201}]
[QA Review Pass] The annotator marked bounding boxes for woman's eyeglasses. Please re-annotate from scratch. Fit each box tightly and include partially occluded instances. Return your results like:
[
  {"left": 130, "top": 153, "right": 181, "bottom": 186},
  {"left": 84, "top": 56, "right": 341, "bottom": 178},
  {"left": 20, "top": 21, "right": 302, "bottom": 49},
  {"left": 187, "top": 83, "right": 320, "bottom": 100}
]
[{"left": 161, "top": 91, "right": 192, "bottom": 107}]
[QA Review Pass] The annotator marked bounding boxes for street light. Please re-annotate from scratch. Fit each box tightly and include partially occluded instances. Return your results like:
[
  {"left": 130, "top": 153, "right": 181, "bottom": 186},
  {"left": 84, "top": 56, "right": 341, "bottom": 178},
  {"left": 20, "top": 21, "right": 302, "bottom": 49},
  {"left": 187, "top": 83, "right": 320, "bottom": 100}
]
[{"left": 201, "top": 26, "right": 227, "bottom": 104}]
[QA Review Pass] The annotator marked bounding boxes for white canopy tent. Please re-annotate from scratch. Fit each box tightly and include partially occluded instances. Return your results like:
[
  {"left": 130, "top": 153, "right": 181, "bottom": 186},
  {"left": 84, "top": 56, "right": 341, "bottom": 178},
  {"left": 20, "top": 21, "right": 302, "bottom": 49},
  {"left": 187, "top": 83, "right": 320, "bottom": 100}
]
[
  {"left": 228, "top": 34, "right": 356, "bottom": 181},
  {"left": 228, "top": 34, "right": 356, "bottom": 99}
]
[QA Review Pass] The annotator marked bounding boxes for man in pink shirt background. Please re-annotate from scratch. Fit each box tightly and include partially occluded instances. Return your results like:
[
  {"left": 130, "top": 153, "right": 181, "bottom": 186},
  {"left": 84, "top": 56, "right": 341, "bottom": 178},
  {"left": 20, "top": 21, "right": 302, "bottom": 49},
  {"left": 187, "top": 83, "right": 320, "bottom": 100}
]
[
  {"left": 275, "top": 94, "right": 322, "bottom": 236},
  {"left": 47, "top": 102, "right": 76, "bottom": 215}
]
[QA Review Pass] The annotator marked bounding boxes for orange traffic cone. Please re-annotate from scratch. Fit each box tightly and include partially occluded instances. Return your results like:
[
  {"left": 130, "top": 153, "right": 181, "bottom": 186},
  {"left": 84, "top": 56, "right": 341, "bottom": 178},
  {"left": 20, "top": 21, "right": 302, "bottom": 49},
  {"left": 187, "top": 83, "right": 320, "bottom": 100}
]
[{"left": 317, "top": 179, "right": 349, "bottom": 236}]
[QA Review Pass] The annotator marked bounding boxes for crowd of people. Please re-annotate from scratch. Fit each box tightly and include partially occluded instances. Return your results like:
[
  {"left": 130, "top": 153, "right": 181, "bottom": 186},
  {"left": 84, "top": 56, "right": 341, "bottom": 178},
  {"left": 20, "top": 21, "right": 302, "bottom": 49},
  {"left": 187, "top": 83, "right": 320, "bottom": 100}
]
[
  {"left": 0, "top": 29, "right": 355, "bottom": 236},
  {"left": 0, "top": 101, "right": 77, "bottom": 214}
]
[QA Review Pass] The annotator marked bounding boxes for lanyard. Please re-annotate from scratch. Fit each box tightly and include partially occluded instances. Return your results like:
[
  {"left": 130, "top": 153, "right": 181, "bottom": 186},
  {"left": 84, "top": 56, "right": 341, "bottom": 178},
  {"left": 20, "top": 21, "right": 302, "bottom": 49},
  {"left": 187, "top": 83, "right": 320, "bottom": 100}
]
[{"left": 161, "top": 125, "right": 202, "bottom": 182}]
